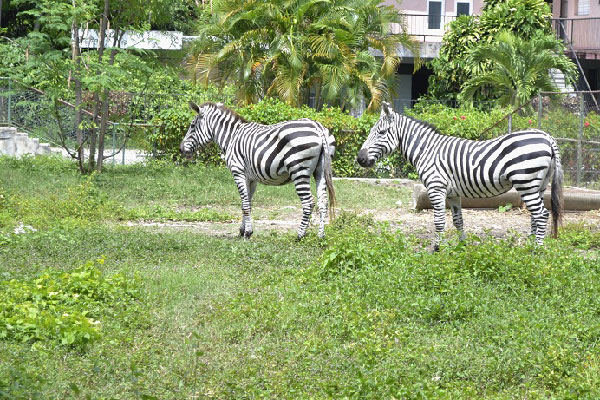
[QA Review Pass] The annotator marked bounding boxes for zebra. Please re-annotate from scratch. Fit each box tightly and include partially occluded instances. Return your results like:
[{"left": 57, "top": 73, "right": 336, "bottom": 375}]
[
  {"left": 357, "top": 102, "right": 563, "bottom": 250},
  {"left": 180, "top": 102, "right": 336, "bottom": 239}
]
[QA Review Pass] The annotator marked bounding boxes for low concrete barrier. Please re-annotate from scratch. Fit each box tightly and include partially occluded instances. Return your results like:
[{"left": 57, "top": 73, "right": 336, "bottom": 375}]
[
  {"left": 0, "top": 127, "right": 57, "bottom": 157},
  {"left": 413, "top": 184, "right": 600, "bottom": 211}
]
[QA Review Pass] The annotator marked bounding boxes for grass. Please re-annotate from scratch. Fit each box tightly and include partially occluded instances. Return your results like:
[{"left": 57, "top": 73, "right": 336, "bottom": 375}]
[{"left": 1, "top": 156, "right": 600, "bottom": 398}]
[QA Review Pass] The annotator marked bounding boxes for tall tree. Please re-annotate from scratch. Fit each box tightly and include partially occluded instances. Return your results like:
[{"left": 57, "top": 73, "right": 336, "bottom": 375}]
[
  {"left": 459, "top": 31, "right": 578, "bottom": 108},
  {"left": 188, "top": 0, "right": 420, "bottom": 111},
  {"left": 5, "top": 0, "right": 167, "bottom": 172},
  {"left": 427, "top": 0, "right": 556, "bottom": 102}
]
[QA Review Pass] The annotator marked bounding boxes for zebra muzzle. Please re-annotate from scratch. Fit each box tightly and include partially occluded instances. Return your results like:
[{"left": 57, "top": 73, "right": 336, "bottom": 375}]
[
  {"left": 357, "top": 148, "right": 374, "bottom": 168},
  {"left": 180, "top": 142, "right": 193, "bottom": 159}
]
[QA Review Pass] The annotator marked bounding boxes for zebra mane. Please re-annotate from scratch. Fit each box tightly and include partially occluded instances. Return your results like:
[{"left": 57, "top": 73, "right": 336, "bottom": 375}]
[
  {"left": 200, "top": 102, "right": 248, "bottom": 124},
  {"left": 401, "top": 114, "right": 441, "bottom": 135}
]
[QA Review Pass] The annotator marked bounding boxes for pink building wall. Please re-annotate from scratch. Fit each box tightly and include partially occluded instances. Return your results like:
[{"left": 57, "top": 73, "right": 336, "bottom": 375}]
[
  {"left": 381, "top": 0, "right": 484, "bottom": 15},
  {"left": 552, "top": 0, "right": 600, "bottom": 54},
  {"left": 552, "top": 0, "right": 600, "bottom": 18}
]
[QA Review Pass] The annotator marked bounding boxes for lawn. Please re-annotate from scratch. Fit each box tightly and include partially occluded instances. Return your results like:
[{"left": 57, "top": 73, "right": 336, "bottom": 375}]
[{"left": 1, "top": 156, "right": 600, "bottom": 399}]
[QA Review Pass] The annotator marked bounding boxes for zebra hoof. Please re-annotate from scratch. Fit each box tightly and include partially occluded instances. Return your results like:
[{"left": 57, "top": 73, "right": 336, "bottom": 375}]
[
  {"left": 432, "top": 244, "right": 440, "bottom": 253},
  {"left": 243, "top": 230, "right": 253, "bottom": 239}
]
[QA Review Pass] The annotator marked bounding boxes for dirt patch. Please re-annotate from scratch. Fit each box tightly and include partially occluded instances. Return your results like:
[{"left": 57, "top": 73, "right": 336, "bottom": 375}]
[{"left": 125, "top": 206, "right": 600, "bottom": 241}]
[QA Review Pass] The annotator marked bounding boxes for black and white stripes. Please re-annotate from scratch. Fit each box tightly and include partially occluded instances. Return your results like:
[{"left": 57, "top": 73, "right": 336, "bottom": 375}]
[
  {"left": 357, "top": 102, "right": 563, "bottom": 250},
  {"left": 180, "top": 102, "right": 336, "bottom": 239}
]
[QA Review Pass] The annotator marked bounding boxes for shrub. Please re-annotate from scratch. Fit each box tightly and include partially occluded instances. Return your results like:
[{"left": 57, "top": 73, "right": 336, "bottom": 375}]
[
  {"left": 406, "top": 103, "right": 538, "bottom": 140},
  {"left": 149, "top": 97, "right": 392, "bottom": 177},
  {"left": 0, "top": 258, "right": 140, "bottom": 346}
]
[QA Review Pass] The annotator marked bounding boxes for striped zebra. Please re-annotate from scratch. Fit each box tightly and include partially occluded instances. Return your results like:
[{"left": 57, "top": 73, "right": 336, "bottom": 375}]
[
  {"left": 180, "top": 102, "right": 336, "bottom": 239},
  {"left": 357, "top": 102, "right": 563, "bottom": 250}
]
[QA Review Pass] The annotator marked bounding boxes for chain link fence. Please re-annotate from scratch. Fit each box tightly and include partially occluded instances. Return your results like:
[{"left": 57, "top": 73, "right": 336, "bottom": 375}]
[
  {"left": 3, "top": 77, "right": 600, "bottom": 186},
  {"left": 536, "top": 91, "right": 600, "bottom": 188},
  {"left": 0, "top": 78, "right": 168, "bottom": 164}
]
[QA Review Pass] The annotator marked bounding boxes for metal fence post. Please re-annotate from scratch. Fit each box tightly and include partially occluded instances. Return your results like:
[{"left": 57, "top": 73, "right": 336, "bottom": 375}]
[
  {"left": 112, "top": 123, "right": 116, "bottom": 165},
  {"left": 121, "top": 124, "right": 126, "bottom": 165},
  {"left": 7, "top": 78, "right": 12, "bottom": 125},
  {"left": 537, "top": 93, "right": 542, "bottom": 129},
  {"left": 577, "top": 92, "right": 584, "bottom": 186}
]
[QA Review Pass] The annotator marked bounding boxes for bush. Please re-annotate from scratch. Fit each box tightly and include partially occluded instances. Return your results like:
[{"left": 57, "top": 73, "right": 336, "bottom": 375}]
[
  {"left": 406, "top": 103, "right": 539, "bottom": 140},
  {"left": 0, "top": 258, "right": 140, "bottom": 346},
  {"left": 150, "top": 97, "right": 392, "bottom": 177}
]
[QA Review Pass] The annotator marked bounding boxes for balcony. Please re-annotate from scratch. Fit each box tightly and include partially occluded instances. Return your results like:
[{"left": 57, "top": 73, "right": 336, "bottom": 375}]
[
  {"left": 390, "top": 14, "right": 459, "bottom": 43},
  {"left": 552, "top": 18, "right": 600, "bottom": 59}
]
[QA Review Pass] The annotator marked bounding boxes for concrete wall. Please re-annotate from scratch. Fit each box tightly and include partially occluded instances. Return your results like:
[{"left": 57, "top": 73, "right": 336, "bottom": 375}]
[{"left": 0, "top": 127, "right": 56, "bottom": 157}]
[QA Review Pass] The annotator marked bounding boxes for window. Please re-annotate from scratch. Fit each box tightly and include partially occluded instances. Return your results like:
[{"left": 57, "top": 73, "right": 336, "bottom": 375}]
[
  {"left": 457, "top": 2, "right": 471, "bottom": 16},
  {"left": 578, "top": 0, "right": 590, "bottom": 15},
  {"left": 428, "top": 1, "right": 442, "bottom": 29}
]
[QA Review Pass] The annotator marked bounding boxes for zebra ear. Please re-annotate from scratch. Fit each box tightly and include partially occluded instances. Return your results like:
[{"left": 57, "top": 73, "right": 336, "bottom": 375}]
[
  {"left": 381, "top": 101, "right": 392, "bottom": 117},
  {"left": 189, "top": 102, "right": 200, "bottom": 114}
]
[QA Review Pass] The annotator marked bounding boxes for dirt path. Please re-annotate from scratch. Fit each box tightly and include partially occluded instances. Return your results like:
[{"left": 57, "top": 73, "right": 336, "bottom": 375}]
[
  {"left": 124, "top": 178, "right": 600, "bottom": 239},
  {"left": 125, "top": 206, "right": 600, "bottom": 240}
]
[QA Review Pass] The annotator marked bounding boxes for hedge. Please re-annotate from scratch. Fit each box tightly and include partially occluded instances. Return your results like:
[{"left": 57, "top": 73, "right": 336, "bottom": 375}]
[{"left": 149, "top": 98, "right": 599, "bottom": 179}]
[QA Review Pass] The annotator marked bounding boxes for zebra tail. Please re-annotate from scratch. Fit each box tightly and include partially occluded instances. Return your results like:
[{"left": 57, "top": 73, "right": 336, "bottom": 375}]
[
  {"left": 322, "top": 133, "right": 336, "bottom": 219},
  {"left": 550, "top": 143, "right": 564, "bottom": 239}
]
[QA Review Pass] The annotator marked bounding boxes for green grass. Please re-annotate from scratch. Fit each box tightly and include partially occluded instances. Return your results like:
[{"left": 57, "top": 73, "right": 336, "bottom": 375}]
[{"left": 1, "top": 156, "right": 600, "bottom": 398}]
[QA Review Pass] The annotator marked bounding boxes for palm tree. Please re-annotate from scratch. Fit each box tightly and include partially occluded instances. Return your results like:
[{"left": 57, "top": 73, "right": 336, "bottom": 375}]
[
  {"left": 459, "top": 31, "right": 578, "bottom": 109},
  {"left": 187, "top": 0, "right": 420, "bottom": 111}
]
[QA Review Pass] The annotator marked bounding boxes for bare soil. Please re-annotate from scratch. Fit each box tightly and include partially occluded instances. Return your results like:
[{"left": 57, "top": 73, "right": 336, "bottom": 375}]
[{"left": 125, "top": 205, "right": 600, "bottom": 241}]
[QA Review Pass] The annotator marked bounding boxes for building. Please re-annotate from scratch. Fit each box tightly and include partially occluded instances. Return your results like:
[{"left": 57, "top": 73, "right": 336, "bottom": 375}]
[
  {"left": 552, "top": 0, "right": 600, "bottom": 92},
  {"left": 381, "top": 0, "right": 485, "bottom": 111},
  {"left": 385, "top": 0, "right": 600, "bottom": 110}
]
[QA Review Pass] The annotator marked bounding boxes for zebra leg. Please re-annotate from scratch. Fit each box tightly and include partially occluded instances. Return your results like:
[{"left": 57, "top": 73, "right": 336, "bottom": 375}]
[
  {"left": 428, "top": 189, "right": 447, "bottom": 252},
  {"left": 518, "top": 190, "right": 549, "bottom": 245},
  {"left": 529, "top": 187, "right": 546, "bottom": 237},
  {"left": 313, "top": 164, "right": 328, "bottom": 239},
  {"left": 447, "top": 196, "right": 465, "bottom": 242},
  {"left": 292, "top": 172, "right": 315, "bottom": 240},
  {"left": 233, "top": 175, "right": 256, "bottom": 239}
]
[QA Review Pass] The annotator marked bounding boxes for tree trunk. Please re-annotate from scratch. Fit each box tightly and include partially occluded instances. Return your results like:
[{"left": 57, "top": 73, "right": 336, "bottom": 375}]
[
  {"left": 96, "top": 28, "right": 122, "bottom": 172},
  {"left": 71, "top": 2, "right": 85, "bottom": 173},
  {"left": 315, "top": 81, "right": 323, "bottom": 111},
  {"left": 88, "top": 0, "right": 109, "bottom": 171}
]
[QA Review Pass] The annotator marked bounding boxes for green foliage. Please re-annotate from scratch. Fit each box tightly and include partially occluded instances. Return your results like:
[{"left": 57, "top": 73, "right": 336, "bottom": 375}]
[
  {"left": 459, "top": 31, "right": 578, "bottom": 107},
  {"left": 2, "top": 158, "right": 600, "bottom": 397},
  {"left": 188, "top": 0, "right": 420, "bottom": 110},
  {"left": 150, "top": 97, "right": 397, "bottom": 177},
  {"left": 210, "top": 218, "right": 600, "bottom": 397},
  {"left": 405, "top": 103, "right": 539, "bottom": 140},
  {"left": 123, "top": 205, "right": 235, "bottom": 222},
  {"left": 540, "top": 108, "right": 600, "bottom": 183},
  {"left": 2, "top": 167, "right": 115, "bottom": 230},
  {"left": 428, "top": 0, "right": 559, "bottom": 102},
  {"left": 560, "top": 223, "right": 600, "bottom": 250},
  {"left": 0, "top": 258, "right": 140, "bottom": 346}
]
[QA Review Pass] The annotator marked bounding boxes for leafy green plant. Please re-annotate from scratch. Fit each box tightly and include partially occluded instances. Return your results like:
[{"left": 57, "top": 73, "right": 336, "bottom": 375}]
[
  {"left": 559, "top": 223, "right": 600, "bottom": 250},
  {"left": 428, "top": 0, "right": 558, "bottom": 102},
  {"left": 0, "top": 258, "right": 141, "bottom": 346},
  {"left": 498, "top": 203, "right": 513, "bottom": 213},
  {"left": 149, "top": 97, "right": 397, "bottom": 177},
  {"left": 188, "top": 0, "right": 420, "bottom": 110}
]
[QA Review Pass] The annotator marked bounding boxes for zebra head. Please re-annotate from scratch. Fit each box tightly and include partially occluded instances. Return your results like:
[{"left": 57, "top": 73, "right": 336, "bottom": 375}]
[
  {"left": 180, "top": 102, "right": 213, "bottom": 159},
  {"left": 357, "top": 101, "right": 400, "bottom": 168}
]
